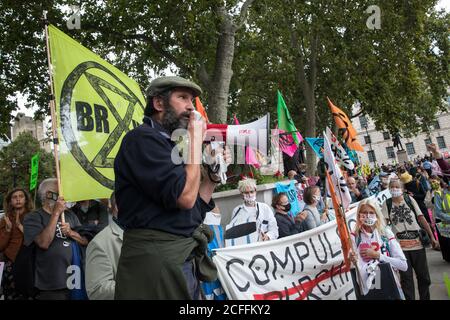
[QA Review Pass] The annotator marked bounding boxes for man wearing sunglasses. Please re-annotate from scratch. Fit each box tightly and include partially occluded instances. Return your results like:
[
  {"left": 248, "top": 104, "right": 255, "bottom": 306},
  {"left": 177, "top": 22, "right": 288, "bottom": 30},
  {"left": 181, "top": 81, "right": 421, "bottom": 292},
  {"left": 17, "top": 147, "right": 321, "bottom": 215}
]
[{"left": 23, "top": 178, "right": 88, "bottom": 300}]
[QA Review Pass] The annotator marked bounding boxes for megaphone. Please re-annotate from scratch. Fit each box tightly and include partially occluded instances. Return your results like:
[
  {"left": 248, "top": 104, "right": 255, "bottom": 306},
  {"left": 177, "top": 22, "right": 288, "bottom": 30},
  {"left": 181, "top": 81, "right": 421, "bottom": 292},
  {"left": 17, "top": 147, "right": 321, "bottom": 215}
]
[{"left": 201, "top": 113, "right": 271, "bottom": 157}]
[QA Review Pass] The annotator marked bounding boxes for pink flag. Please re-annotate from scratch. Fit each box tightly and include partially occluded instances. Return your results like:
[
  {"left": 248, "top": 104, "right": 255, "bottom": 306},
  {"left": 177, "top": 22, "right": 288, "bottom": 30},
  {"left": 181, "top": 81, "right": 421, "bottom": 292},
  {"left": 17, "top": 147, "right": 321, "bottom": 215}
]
[
  {"left": 234, "top": 115, "right": 260, "bottom": 168},
  {"left": 246, "top": 147, "right": 261, "bottom": 168},
  {"left": 278, "top": 128, "right": 303, "bottom": 157}
]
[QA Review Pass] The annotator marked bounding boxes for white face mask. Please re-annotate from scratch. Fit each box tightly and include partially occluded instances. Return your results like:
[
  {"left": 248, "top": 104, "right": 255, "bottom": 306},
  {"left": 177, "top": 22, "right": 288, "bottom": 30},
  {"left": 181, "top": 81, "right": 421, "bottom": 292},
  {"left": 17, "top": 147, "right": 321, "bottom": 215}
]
[
  {"left": 313, "top": 195, "right": 321, "bottom": 202},
  {"left": 244, "top": 194, "right": 256, "bottom": 205},
  {"left": 363, "top": 217, "right": 377, "bottom": 226},
  {"left": 80, "top": 205, "right": 89, "bottom": 213},
  {"left": 390, "top": 188, "right": 403, "bottom": 197},
  {"left": 65, "top": 202, "right": 75, "bottom": 209}
]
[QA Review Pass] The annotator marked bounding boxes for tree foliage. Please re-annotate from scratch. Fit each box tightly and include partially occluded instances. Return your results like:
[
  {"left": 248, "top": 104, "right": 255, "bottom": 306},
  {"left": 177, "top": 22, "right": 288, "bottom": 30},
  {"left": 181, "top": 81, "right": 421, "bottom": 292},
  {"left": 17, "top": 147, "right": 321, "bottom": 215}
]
[
  {"left": 0, "top": 0, "right": 448, "bottom": 144},
  {"left": 0, "top": 131, "right": 55, "bottom": 197}
]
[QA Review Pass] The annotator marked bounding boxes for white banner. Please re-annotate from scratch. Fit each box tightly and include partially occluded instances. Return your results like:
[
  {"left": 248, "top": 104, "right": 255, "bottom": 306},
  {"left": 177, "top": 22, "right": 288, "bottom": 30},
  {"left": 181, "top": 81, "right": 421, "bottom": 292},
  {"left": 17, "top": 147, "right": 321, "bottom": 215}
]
[
  {"left": 0, "top": 262, "right": 4, "bottom": 289},
  {"left": 323, "top": 132, "right": 352, "bottom": 211},
  {"left": 213, "top": 208, "right": 358, "bottom": 300},
  {"left": 325, "top": 127, "right": 355, "bottom": 171},
  {"left": 375, "top": 189, "right": 391, "bottom": 207}
]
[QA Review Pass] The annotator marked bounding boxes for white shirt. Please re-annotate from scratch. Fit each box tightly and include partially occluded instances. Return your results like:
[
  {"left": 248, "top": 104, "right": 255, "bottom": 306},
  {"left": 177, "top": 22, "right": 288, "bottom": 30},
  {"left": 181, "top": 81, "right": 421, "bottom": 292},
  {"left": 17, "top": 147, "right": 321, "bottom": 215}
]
[{"left": 225, "top": 202, "right": 279, "bottom": 247}]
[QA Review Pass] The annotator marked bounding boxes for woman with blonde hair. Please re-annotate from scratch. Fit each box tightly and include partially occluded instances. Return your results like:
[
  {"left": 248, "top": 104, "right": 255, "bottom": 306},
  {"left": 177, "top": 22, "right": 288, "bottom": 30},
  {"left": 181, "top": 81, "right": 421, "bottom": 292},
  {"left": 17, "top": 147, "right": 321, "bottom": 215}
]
[
  {"left": 350, "top": 198, "right": 407, "bottom": 299},
  {"left": 225, "top": 178, "right": 278, "bottom": 246}
]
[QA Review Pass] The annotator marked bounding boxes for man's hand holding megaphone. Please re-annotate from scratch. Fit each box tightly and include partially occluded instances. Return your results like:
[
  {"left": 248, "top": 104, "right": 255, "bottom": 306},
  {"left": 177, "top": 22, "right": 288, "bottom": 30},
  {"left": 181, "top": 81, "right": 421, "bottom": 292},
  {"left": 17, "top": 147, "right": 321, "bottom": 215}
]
[{"left": 192, "top": 110, "right": 232, "bottom": 184}]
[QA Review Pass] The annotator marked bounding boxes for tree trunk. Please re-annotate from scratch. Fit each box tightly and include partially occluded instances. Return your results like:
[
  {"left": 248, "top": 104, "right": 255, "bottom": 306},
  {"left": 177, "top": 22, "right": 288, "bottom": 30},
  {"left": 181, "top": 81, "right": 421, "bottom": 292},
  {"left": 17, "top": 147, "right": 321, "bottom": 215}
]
[
  {"left": 203, "top": 16, "right": 236, "bottom": 123},
  {"left": 292, "top": 30, "right": 319, "bottom": 176}
]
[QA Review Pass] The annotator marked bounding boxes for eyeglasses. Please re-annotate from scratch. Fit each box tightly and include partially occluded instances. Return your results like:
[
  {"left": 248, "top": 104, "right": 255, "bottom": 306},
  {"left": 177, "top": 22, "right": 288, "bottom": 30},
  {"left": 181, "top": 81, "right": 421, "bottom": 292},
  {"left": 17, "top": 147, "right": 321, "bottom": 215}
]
[
  {"left": 359, "top": 211, "right": 376, "bottom": 218},
  {"left": 46, "top": 191, "right": 59, "bottom": 201}
]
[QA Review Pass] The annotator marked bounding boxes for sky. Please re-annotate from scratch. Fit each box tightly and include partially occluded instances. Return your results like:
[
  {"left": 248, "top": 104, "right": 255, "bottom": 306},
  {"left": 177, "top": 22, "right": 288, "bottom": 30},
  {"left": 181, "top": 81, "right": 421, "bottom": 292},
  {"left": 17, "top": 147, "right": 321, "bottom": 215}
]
[{"left": 13, "top": 0, "right": 450, "bottom": 121}]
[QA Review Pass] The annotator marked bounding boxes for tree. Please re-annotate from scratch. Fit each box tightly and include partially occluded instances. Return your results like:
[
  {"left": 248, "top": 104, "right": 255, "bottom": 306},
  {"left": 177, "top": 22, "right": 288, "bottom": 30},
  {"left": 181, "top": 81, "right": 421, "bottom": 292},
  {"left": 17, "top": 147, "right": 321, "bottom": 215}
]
[
  {"left": 0, "top": 131, "right": 55, "bottom": 198},
  {"left": 237, "top": 0, "right": 449, "bottom": 172},
  {"left": 0, "top": 0, "right": 256, "bottom": 135},
  {"left": 1, "top": 1, "right": 448, "bottom": 174}
]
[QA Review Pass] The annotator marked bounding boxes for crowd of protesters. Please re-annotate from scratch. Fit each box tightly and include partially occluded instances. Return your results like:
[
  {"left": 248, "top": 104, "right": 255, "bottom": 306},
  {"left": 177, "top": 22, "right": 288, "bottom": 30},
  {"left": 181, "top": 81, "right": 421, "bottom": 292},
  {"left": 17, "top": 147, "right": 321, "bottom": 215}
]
[
  {"left": 1, "top": 142, "right": 449, "bottom": 301},
  {"left": 0, "top": 141, "right": 448, "bottom": 301}
]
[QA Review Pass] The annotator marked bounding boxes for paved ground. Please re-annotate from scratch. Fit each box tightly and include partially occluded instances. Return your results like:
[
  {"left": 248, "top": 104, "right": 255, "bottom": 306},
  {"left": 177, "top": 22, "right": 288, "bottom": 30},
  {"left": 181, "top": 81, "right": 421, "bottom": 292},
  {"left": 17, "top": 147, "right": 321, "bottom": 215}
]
[{"left": 426, "top": 248, "right": 450, "bottom": 300}]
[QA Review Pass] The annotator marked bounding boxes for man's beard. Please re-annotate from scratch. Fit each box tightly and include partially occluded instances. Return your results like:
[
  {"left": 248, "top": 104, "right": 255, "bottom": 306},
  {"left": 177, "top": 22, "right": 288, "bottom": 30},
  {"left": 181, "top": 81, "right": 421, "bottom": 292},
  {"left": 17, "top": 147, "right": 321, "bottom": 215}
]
[{"left": 161, "top": 102, "right": 190, "bottom": 133}]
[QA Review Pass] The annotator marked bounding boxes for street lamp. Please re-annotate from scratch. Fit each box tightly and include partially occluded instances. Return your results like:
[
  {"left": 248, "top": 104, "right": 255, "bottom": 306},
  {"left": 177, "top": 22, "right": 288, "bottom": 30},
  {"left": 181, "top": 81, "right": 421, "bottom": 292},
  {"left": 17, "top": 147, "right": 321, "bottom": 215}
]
[
  {"left": 363, "top": 124, "right": 374, "bottom": 165},
  {"left": 11, "top": 158, "right": 17, "bottom": 188}
]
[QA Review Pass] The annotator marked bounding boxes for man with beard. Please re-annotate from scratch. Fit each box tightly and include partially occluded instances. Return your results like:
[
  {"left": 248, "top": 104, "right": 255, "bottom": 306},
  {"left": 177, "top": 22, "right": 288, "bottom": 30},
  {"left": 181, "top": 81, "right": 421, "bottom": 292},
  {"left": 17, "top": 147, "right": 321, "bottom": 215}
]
[
  {"left": 23, "top": 178, "right": 88, "bottom": 300},
  {"left": 114, "top": 76, "right": 229, "bottom": 300}
]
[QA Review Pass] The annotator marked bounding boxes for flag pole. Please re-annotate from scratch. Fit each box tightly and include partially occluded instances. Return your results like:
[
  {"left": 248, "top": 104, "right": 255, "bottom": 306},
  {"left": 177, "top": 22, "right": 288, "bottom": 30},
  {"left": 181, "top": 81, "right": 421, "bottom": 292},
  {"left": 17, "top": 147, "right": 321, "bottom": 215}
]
[
  {"left": 43, "top": 11, "right": 65, "bottom": 224},
  {"left": 326, "top": 170, "right": 364, "bottom": 295}
]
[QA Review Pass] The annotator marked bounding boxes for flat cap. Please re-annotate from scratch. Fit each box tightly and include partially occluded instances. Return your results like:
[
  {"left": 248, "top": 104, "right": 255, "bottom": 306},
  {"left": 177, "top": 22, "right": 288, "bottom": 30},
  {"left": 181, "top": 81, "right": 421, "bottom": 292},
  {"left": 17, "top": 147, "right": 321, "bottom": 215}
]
[{"left": 146, "top": 76, "right": 202, "bottom": 97}]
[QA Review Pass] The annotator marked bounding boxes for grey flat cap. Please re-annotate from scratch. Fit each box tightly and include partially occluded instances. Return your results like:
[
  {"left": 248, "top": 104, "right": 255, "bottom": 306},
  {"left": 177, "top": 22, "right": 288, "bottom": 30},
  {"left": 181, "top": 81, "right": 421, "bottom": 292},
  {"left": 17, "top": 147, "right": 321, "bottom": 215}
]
[{"left": 146, "top": 76, "right": 202, "bottom": 97}]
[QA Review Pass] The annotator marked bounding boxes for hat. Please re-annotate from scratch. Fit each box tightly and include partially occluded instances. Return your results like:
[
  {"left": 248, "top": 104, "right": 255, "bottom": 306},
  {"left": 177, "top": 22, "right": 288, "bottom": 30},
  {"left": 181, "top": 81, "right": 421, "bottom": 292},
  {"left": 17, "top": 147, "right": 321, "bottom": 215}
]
[
  {"left": 146, "top": 76, "right": 202, "bottom": 98},
  {"left": 379, "top": 172, "right": 389, "bottom": 177},
  {"left": 399, "top": 172, "right": 413, "bottom": 184}
]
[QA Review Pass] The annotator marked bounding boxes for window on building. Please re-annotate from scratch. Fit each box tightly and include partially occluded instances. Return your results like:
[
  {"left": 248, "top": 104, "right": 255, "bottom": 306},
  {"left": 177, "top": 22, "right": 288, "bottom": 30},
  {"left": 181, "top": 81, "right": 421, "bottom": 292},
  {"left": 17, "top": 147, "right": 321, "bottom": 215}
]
[
  {"left": 437, "top": 136, "right": 446, "bottom": 149},
  {"left": 364, "top": 135, "right": 371, "bottom": 144},
  {"left": 406, "top": 142, "right": 415, "bottom": 155},
  {"left": 433, "top": 120, "right": 440, "bottom": 130},
  {"left": 368, "top": 150, "right": 376, "bottom": 163},
  {"left": 424, "top": 137, "right": 432, "bottom": 147},
  {"left": 383, "top": 132, "right": 390, "bottom": 140},
  {"left": 386, "top": 146, "right": 396, "bottom": 159},
  {"left": 359, "top": 116, "right": 368, "bottom": 129}
]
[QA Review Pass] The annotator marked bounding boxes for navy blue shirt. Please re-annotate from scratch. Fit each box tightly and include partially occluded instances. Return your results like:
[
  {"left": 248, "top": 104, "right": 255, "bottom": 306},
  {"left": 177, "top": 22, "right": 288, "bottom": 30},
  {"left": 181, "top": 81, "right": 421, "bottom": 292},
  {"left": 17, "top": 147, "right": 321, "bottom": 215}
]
[{"left": 114, "top": 117, "right": 214, "bottom": 237}]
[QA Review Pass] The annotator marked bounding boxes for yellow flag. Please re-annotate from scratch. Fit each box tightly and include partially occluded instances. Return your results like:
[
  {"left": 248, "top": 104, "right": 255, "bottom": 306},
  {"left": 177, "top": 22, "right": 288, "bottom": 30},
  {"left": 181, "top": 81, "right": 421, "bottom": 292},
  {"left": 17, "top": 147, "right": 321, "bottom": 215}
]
[{"left": 48, "top": 25, "right": 145, "bottom": 201}]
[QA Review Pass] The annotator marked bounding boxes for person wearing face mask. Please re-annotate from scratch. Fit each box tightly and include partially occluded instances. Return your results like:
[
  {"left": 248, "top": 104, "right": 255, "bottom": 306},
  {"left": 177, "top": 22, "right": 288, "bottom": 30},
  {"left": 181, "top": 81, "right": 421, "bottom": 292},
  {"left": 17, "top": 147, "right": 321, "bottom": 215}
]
[
  {"left": 381, "top": 179, "right": 438, "bottom": 300},
  {"left": 300, "top": 186, "right": 329, "bottom": 231},
  {"left": 349, "top": 199, "right": 407, "bottom": 299},
  {"left": 225, "top": 179, "right": 278, "bottom": 247},
  {"left": 433, "top": 178, "right": 450, "bottom": 262},
  {"left": 71, "top": 199, "right": 109, "bottom": 231},
  {"left": 272, "top": 193, "right": 304, "bottom": 238}
]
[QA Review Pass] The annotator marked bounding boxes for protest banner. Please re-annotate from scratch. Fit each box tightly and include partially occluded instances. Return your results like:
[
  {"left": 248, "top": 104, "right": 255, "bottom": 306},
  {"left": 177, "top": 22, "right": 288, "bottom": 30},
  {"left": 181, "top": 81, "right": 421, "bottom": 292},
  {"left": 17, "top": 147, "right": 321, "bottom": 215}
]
[
  {"left": 325, "top": 127, "right": 355, "bottom": 171},
  {"left": 305, "top": 137, "right": 324, "bottom": 159},
  {"left": 213, "top": 208, "right": 358, "bottom": 300},
  {"left": 48, "top": 25, "right": 145, "bottom": 201},
  {"left": 29, "top": 153, "right": 39, "bottom": 191},
  {"left": 0, "top": 262, "right": 4, "bottom": 289},
  {"left": 275, "top": 181, "right": 301, "bottom": 217}
]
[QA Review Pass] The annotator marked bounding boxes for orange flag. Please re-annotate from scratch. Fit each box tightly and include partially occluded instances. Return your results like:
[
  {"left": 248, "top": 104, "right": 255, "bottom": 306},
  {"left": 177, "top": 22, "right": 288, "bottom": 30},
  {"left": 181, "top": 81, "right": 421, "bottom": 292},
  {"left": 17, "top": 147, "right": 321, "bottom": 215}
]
[
  {"left": 326, "top": 170, "right": 352, "bottom": 270},
  {"left": 195, "top": 97, "right": 209, "bottom": 123},
  {"left": 327, "top": 97, "right": 364, "bottom": 151}
]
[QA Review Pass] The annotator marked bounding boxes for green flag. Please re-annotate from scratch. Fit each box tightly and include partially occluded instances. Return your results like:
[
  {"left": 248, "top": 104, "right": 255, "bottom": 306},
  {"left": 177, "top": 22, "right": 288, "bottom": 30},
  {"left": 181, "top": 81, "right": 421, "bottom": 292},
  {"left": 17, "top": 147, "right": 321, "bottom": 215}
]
[
  {"left": 30, "top": 153, "right": 39, "bottom": 191},
  {"left": 277, "top": 90, "right": 300, "bottom": 145}
]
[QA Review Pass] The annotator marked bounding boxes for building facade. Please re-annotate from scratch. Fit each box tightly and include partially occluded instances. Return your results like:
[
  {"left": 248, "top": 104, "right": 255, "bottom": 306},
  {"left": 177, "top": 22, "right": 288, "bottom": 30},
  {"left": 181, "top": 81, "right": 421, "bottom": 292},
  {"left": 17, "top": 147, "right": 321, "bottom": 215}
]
[
  {"left": 352, "top": 107, "right": 450, "bottom": 167},
  {"left": 11, "top": 113, "right": 51, "bottom": 152}
]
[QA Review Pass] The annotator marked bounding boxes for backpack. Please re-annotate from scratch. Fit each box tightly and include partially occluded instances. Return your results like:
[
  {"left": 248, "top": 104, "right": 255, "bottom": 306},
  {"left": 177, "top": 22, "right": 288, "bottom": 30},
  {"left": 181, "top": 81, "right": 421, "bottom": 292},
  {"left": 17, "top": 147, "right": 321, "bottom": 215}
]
[
  {"left": 386, "top": 194, "right": 430, "bottom": 247},
  {"left": 13, "top": 212, "right": 44, "bottom": 298}
]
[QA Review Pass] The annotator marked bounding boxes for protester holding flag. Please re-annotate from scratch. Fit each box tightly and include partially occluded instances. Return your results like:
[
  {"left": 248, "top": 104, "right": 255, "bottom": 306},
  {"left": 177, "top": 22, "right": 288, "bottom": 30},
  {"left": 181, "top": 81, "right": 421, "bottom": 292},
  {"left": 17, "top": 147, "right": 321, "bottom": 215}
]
[
  {"left": 23, "top": 178, "right": 88, "bottom": 300},
  {"left": 350, "top": 198, "right": 407, "bottom": 299},
  {"left": 114, "top": 76, "right": 230, "bottom": 300},
  {"left": 0, "top": 188, "right": 34, "bottom": 300}
]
